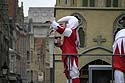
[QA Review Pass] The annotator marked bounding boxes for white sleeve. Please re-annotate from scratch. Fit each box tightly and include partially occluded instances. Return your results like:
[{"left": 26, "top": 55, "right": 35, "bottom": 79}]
[
  {"left": 50, "top": 21, "right": 59, "bottom": 30},
  {"left": 62, "top": 28, "right": 72, "bottom": 37}
]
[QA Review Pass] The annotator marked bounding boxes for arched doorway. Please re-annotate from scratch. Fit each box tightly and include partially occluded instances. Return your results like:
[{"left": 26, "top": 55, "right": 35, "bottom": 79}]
[{"left": 80, "top": 59, "right": 111, "bottom": 83}]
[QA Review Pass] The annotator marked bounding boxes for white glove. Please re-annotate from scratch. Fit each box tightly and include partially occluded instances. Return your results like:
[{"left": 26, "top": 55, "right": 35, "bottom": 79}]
[
  {"left": 62, "top": 28, "right": 72, "bottom": 37},
  {"left": 50, "top": 21, "right": 59, "bottom": 30}
]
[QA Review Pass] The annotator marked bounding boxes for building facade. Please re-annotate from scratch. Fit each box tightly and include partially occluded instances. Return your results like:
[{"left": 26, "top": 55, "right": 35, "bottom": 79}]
[
  {"left": 8, "top": 0, "right": 27, "bottom": 83},
  {"left": 0, "top": 0, "right": 10, "bottom": 82},
  {"left": 55, "top": 0, "right": 125, "bottom": 83},
  {"left": 25, "top": 7, "right": 54, "bottom": 83}
]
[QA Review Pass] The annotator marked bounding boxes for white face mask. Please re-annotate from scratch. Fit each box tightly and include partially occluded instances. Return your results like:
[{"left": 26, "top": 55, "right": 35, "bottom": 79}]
[{"left": 59, "top": 22, "right": 67, "bottom": 28}]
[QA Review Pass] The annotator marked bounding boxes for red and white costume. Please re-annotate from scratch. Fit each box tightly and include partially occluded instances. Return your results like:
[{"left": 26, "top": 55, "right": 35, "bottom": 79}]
[
  {"left": 113, "top": 29, "right": 125, "bottom": 83},
  {"left": 51, "top": 16, "right": 80, "bottom": 83}
]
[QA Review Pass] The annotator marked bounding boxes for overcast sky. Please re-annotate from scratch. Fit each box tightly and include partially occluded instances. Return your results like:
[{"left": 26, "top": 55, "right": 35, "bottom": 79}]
[{"left": 19, "top": 0, "right": 56, "bottom": 17}]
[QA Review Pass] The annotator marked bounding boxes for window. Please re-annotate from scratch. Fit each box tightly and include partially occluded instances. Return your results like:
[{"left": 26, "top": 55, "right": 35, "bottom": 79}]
[
  {"left": 113, "top": 15, "right": 125, "bottom": 40},
  {"left": 79, "top": 27, "right": 85, "bottom": 47},
  {"left": 65, "top": 0, "right": 68, "bottom": 4},
  {"left": 82, "top": 0, "right": 95, "bottom": 7},
  {"left": 90, "top": 0, "right": 95, "bottom": 7},
  {"left": 73, "top": 0, "right": 75, "bottom": 4},
  {"left": 31, "top": 50, "right": 33, "bottom": 62},
  {"left": 106, "top": 0, "right": 118, "bottom": 7},
  {"left": 82, "top": 0, "right": 88, "bottom": 7},
  {"left": 118, "top": 16, "right": 125, "bottom": 28},
  {"left": 113, "top": 0, "right": 118, "bottom": 7},
  {"left": 106, "top": 0, "right": 111, "bottom": 7},
  {"left": 71, "top": 13, "right": 87, "bottom": 48},
  {"left": 71, "top": 0, "right": 76, "bottom": 6},
  {"left": 27, "top": 51, "right": 30, "bottom": 60},
  {"left": 59, "top": 0, "right": 60, "bottom": 4}
]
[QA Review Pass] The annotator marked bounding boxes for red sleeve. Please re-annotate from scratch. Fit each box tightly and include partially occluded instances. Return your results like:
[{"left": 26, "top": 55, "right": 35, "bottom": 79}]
[{"left": 56, "top": 26, "right": 65, "bottom": 34}]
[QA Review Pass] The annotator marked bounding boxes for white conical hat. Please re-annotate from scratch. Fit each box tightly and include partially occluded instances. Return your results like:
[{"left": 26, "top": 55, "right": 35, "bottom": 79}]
[
  {"left": 57, "top": 16, "right": 79, "bottom": 29},
  {"left": 57, "top": 16, "right": 80, "bottom": 48},
  {"left": 115, "top": 29, "right": 125, "bottom": 41}
]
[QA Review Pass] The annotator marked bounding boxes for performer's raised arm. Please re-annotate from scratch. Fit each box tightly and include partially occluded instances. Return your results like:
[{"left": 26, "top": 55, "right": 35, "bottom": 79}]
[
  {"left": 50, "top": 20, "right": 72, "bottom": 37},
  {"left": 50, "top": 16, "right": 80, "bottom": 83}
]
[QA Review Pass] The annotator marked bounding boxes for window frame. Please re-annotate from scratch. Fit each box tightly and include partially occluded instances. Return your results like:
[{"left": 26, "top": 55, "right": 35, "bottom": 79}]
[
  {"left": 105, "top": 0, "right": 118, "bottom": 7},
  {"left": 82, "top": 0, "right": 95, "bottom": 7}
]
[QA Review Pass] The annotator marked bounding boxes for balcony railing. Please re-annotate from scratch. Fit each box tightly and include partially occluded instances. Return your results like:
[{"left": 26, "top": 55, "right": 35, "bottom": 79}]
[{"left": 51, "top": 53, "right": 124, "bottom": 83}]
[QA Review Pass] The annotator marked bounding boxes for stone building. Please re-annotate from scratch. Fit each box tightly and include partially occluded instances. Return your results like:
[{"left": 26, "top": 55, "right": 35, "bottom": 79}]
[
  {"left": 0, "top": 0, "right": 10, "bottom": 82},
  {"left": 54, "top": 0, "right": 125, "bottom": 83},
  {"left": 25, "top": 7, "right": 54, "bottom": 83},
  {"left": 8, "top": 0, "right": 27, "bottom": 83}
]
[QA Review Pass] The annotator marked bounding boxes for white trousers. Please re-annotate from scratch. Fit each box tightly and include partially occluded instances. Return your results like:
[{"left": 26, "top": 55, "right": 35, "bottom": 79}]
[
  {"left": 114, "top": 70, "right": 124, "bottom": 83},
  {"left": 66, "top": 59, "right": 79, "bottom": 83}
]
